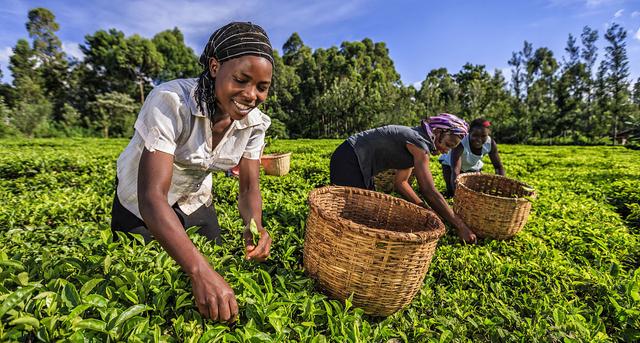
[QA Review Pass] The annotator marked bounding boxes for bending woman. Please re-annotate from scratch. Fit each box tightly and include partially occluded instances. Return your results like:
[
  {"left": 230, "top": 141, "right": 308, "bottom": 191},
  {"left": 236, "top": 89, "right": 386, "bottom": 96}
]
[
  {"left": 110, "top": 22, "right": 274, "bottom": 322},
  {"left": 329, "top": 113, "right": 477, "bottom": 243}
]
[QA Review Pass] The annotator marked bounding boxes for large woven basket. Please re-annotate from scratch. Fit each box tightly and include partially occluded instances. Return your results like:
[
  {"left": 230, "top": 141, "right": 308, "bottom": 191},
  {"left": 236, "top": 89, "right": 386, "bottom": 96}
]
[
  {"left": 303, "top": 186, "right": 445, "bottom": 316},
  {"left": 260, "top": 152, "right": 291, "bottom": 176},
  {"left": 453, "top": 173, "right": 536, "bottom": 240},
  {"left": 373, "top": 169, "right": 416, "bottom": 193}
]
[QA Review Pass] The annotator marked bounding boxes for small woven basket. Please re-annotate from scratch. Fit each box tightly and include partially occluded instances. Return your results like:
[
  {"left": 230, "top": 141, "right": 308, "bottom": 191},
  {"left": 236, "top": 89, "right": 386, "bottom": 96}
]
[
  {"left": 303, "top": 186, "right": 445, "bottom": 316},
  {"left": 260, "top": 152, "right": 291, "bottom": 176},
  {"left": 453, "top": 173, "right": 536, "bottom": 240},
  {"left": 374, "top": 169, "right": 416, "bottom": 193}
]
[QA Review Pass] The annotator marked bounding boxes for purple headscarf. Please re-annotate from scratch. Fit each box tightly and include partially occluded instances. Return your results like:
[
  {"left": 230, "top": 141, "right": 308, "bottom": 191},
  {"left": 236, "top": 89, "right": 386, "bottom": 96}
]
[{"left": 421, "top": 113, "right": 469, "bottom": 138}]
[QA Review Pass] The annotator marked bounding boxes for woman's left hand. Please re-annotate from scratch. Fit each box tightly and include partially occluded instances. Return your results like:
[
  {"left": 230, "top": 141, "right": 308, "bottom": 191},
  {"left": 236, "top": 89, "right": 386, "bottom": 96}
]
[{"left": 243, "top": 226, "right": 272, "bottom": 262}]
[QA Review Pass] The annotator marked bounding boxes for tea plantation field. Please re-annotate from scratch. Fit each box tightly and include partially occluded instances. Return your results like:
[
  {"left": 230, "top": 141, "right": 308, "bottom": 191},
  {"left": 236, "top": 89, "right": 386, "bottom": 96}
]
[{"left": 0, "top": 139, "right": 639, "bottom": 342}]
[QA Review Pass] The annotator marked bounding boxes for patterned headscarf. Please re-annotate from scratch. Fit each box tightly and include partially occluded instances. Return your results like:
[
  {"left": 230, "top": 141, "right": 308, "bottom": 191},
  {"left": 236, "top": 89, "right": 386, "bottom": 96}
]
[
  {"left": 421, "top": 113, "right": 469, "bottom": 138},
  {"left": 195, "top": 22, "right": 274, "bottom": 120}
]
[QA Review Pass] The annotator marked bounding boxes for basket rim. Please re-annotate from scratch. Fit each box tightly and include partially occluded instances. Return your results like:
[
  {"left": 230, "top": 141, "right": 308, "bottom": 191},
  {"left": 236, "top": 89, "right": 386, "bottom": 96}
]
[
  {"left": 261, "top": 152, "right": 292, "bottom": 159},
  {"left": 308, "top": 186, "right": 445, "bottom": 242},
  {"left": 455, "top": 172, "right": 537, "bottom": 202}
]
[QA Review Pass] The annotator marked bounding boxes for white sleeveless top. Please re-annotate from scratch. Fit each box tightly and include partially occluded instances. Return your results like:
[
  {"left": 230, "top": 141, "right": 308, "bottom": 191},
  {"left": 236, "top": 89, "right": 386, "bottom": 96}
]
[{"left": 439, "top": 135, "right": 492, "bottom": 171}]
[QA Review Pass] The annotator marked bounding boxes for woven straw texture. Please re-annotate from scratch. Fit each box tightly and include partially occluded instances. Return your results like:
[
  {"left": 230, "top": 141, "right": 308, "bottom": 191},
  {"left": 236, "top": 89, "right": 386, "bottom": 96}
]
[
  {"left": 303, "top": 186, "right": 445, "bottom": 316},
  {"left": 260, "top": 152, "right": 291, "bottom": 176},
  {"left": 373, "top": 169, "right": 417, "bottom": 193},
  {"left": 453, "top": 173, "right": 536, "bottom": 240}
]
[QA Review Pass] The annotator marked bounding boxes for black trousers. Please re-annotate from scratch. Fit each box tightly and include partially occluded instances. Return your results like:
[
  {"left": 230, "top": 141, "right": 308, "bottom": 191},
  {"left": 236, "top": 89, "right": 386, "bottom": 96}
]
[
  {"left": 329, "top": 141, "right": 374, "bottom": 190},
  {"left": 110, "top": 180, "right": 221, "bottom": 244}
]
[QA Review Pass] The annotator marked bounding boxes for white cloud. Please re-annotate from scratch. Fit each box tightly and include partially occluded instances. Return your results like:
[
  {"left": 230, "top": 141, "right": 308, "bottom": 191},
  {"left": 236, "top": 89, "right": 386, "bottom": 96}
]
[
  {"left": 632, "top": 11, "right": 640, "bottom": 17},
  {"left": 586, "top": 0, "right": 615, "bottom": 8},
  {"left": 411, "top": 81, "right": 422, "bottom": 90},
  {"left": 0, "top": 46, "right": 13, "bottom": 83},
  {"left": 0, "top": 46, "right": 12, "bottom": 64},
  {"left": 635, "top": 27, "right": 640, "bottom": 41},
  {"left": 58, "top": 0, "right": 365, "bottom": 57},
  {"left": 614, "top": 9, "right": 624, "bottom": 17},
  {"left": 62, "top": 41, "right": 84, "bottom": 60}
]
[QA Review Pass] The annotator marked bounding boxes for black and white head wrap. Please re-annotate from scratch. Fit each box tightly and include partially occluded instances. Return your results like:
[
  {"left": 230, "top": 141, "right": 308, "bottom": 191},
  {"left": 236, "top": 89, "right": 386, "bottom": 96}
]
[{"left": 195, "top": 22, "right": 274, "bottom": 120}]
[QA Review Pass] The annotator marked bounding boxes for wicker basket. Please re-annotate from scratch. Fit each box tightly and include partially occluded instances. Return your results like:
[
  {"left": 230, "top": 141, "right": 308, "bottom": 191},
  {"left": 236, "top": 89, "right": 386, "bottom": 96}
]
[
  {"left": 453, "top": 173, "right": 536, "bottom": 240},
  {"left": 303, "top": 186, "right": 445, "bottom": 316},
  {"left": 260, "top": 152, "right": 291, "bottom": 176},
  {"left": 373, "top": 169, "right": 416, "bottom": 193}
]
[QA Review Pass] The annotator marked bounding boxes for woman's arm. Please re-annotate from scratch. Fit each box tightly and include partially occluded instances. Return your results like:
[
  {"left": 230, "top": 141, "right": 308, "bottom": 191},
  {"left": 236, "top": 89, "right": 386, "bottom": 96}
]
[
  {"left": 406, "top": 143, "right": 477, "bottom": 243},
  {"left": 488, "top": 140, "right": 505, "bottom": 176},
  {"left": 449, "top": 144, "right": 464, "bottom": 194},
  {"left": 238, "top": 157, "right": 271, "bottom": 262},
  {"left": 393, "top": 168, "right": 423, "bottom": 205},
  {"left": 138, "top": 148, "right": 238, "bottom": 322}
]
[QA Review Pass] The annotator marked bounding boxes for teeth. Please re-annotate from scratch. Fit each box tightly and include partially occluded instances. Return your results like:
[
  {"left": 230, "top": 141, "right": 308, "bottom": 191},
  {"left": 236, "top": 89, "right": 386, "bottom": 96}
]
[{"left": 233, "top": 100, "right": 252, "bottom": 111}]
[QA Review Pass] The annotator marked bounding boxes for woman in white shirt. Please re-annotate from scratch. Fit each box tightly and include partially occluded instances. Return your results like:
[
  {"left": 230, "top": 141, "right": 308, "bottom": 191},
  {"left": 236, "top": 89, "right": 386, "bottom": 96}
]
[
  {"left": 110, "top": 22, "right": 273, "bottom": 323},
  {"left": 438, "top": 118, "right": 506, "bottom": 196}
]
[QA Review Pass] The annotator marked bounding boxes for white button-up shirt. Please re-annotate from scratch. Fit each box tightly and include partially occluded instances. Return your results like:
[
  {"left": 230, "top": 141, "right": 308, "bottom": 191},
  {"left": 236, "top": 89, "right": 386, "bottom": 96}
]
[{"left": 116, "top": 78, "right": 271, "bottom": 218}]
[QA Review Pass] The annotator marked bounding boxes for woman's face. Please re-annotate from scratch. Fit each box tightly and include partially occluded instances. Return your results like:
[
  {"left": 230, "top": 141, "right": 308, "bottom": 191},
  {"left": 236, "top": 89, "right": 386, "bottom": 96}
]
[
  {"left": 434, "top": 130, "right": 462, "bottom": 155},
  {"left": 210, "top": 55, "right": 273, "bottom": 121},
  {"left": 469, "top": 127, "right": 489, "bottom": 149}
]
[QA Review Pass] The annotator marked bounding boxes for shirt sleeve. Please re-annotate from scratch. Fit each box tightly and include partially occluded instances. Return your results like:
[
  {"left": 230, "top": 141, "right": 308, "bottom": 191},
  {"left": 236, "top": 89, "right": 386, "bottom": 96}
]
[
  {"left": 242, "top": 113, "right": 271, "bottom": 160},
  {"left": 133, "top": 89, "right": 183, "bottom": 155}
]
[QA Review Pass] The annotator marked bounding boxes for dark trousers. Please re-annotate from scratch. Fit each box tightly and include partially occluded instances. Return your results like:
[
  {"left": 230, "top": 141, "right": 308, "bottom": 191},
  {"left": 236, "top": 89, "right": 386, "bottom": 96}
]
[
  {"left": 110, "top": 180, "right": 221, "bottom": 244},
  {"left": 329, "top": 141, "right": 374, "bottom": 190}
]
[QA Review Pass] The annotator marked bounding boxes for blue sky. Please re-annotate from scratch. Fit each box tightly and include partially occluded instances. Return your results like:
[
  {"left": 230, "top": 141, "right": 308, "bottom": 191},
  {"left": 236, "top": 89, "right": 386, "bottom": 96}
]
[{"left": 1, "top": 0, "right": 639, "bottom": 88}]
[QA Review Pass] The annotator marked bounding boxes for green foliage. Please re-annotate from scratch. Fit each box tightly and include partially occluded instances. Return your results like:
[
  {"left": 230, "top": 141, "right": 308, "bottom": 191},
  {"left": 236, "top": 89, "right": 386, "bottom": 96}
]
[
  {"left": 0, "top": 139, "right": 639, "bottom": 341},
  {"left": 266, "top": 118, "right": 289, "bottom": 139},
  {"left": 88, "top": 92, "right": 139, "bottom": 138},
  {"left": 152, "top": 28, "right": 200, "bottom": 83}
]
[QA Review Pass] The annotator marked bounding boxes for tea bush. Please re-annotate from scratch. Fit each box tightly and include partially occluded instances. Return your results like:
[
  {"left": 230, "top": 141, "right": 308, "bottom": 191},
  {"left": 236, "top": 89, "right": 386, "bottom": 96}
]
[{"left": 0, "top": 139, "right": 638, "bottom": 342}]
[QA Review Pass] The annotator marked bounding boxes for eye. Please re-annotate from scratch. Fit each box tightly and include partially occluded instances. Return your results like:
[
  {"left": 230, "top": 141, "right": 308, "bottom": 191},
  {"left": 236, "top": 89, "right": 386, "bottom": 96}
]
[{"left": 234, "top": 77, "right": 248, "bottom": 84}]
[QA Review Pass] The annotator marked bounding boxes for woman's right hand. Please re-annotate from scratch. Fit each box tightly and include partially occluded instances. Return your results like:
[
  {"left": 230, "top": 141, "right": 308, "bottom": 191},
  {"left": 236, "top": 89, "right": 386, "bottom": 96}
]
[{"left": 189, "top": 261, "right": 239, "bottom": 322}]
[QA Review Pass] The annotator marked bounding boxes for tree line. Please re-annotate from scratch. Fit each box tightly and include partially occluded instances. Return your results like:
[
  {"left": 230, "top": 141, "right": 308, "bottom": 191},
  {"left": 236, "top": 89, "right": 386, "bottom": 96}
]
[{"left": 1, "top": 7, "right": 638, "bottom": 144}]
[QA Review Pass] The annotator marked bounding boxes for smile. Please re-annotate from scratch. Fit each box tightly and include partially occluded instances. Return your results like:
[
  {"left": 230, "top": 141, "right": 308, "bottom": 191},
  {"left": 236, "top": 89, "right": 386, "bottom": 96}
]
[{"left": 233, "top": 99, "right": 254, "bottom": 113}]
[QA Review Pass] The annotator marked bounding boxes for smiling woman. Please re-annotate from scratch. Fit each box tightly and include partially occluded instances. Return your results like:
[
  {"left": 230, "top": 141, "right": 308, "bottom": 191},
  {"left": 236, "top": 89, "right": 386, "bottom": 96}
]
[{"left": 110, "top": 22, "right": 274, "bottom": 323}]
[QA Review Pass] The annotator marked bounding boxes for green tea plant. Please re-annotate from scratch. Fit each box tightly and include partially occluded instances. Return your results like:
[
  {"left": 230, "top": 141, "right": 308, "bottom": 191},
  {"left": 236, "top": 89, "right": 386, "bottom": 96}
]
[{"left": 0, "top": 139, "right": 638, "bottom": 342}]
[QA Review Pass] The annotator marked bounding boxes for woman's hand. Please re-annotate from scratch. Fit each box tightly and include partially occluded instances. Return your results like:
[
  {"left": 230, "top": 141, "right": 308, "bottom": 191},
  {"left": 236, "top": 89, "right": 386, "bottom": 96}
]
[
  {"left": 243, "top": 225, "right": 272, "bottom": 261},
  {"left": 189, "top": 261, "right": 239, "bottom": 322}
]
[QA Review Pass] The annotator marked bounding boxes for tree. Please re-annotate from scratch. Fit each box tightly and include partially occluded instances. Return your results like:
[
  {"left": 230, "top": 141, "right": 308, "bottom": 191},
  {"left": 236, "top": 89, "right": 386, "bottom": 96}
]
[
  {"left": 26, "top": 7, "right": 69, "bottom": 119},
  {"left": 88, "top": 91, "right": 138, "bottom": 138},
  {"left": 580, "top": 26, "right": 599, "bottom": 137},
  {"left": 81, "top": 29, "right": 164, "bottom": 103},
  {"left": 8, "top": 39, "right": 52, "bottom": 136},
  {"left": 125, "top": 34, "right": 165, "bottom": 103},
  {"left": 527, "top": 47, "right": 558, "bottom": 138},
  {"left": 152, "top": 28, "right": 199, "bottom": 83},
  {"left": 602, "top": 23, "right": 631, "bottom": 144},
  {"left": 417, "top": 68, "right": 461, "bottom": 117},
  {"left": 555, "top": 33, "right": 590, "bottom": 138}
]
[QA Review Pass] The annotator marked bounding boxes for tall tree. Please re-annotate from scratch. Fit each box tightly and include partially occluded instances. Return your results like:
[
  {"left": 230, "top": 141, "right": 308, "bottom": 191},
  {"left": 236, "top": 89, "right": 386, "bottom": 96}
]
[
  {"left": 8, "top": 39, "right": 52, "bottom": 136},
  {"left": 555, "top": 33, "right": 589, "bottom": 138},
  {"left": 26, "top": 7, "right": 69, "bottom": 119},
  {"left": 81, "top": 29, "right": 164, "bottom": 103},
  {"left": 580, "top": 26, "right": 599, "bottom": 137},
  {"left": 152, "top": 27, "right": 199, "bottom": 83},
  {"left": 602, "top": 23, "right": 631, "bottom": 144},
  {"left": 527, "top": 47, "right": 558, "bottom": 138}
]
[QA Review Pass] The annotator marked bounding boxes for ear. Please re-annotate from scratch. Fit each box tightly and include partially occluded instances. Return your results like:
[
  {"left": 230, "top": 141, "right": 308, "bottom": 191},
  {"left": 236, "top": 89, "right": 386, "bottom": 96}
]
[{"left": 208, "top": 58, "right": 220, "bottom": 78}]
